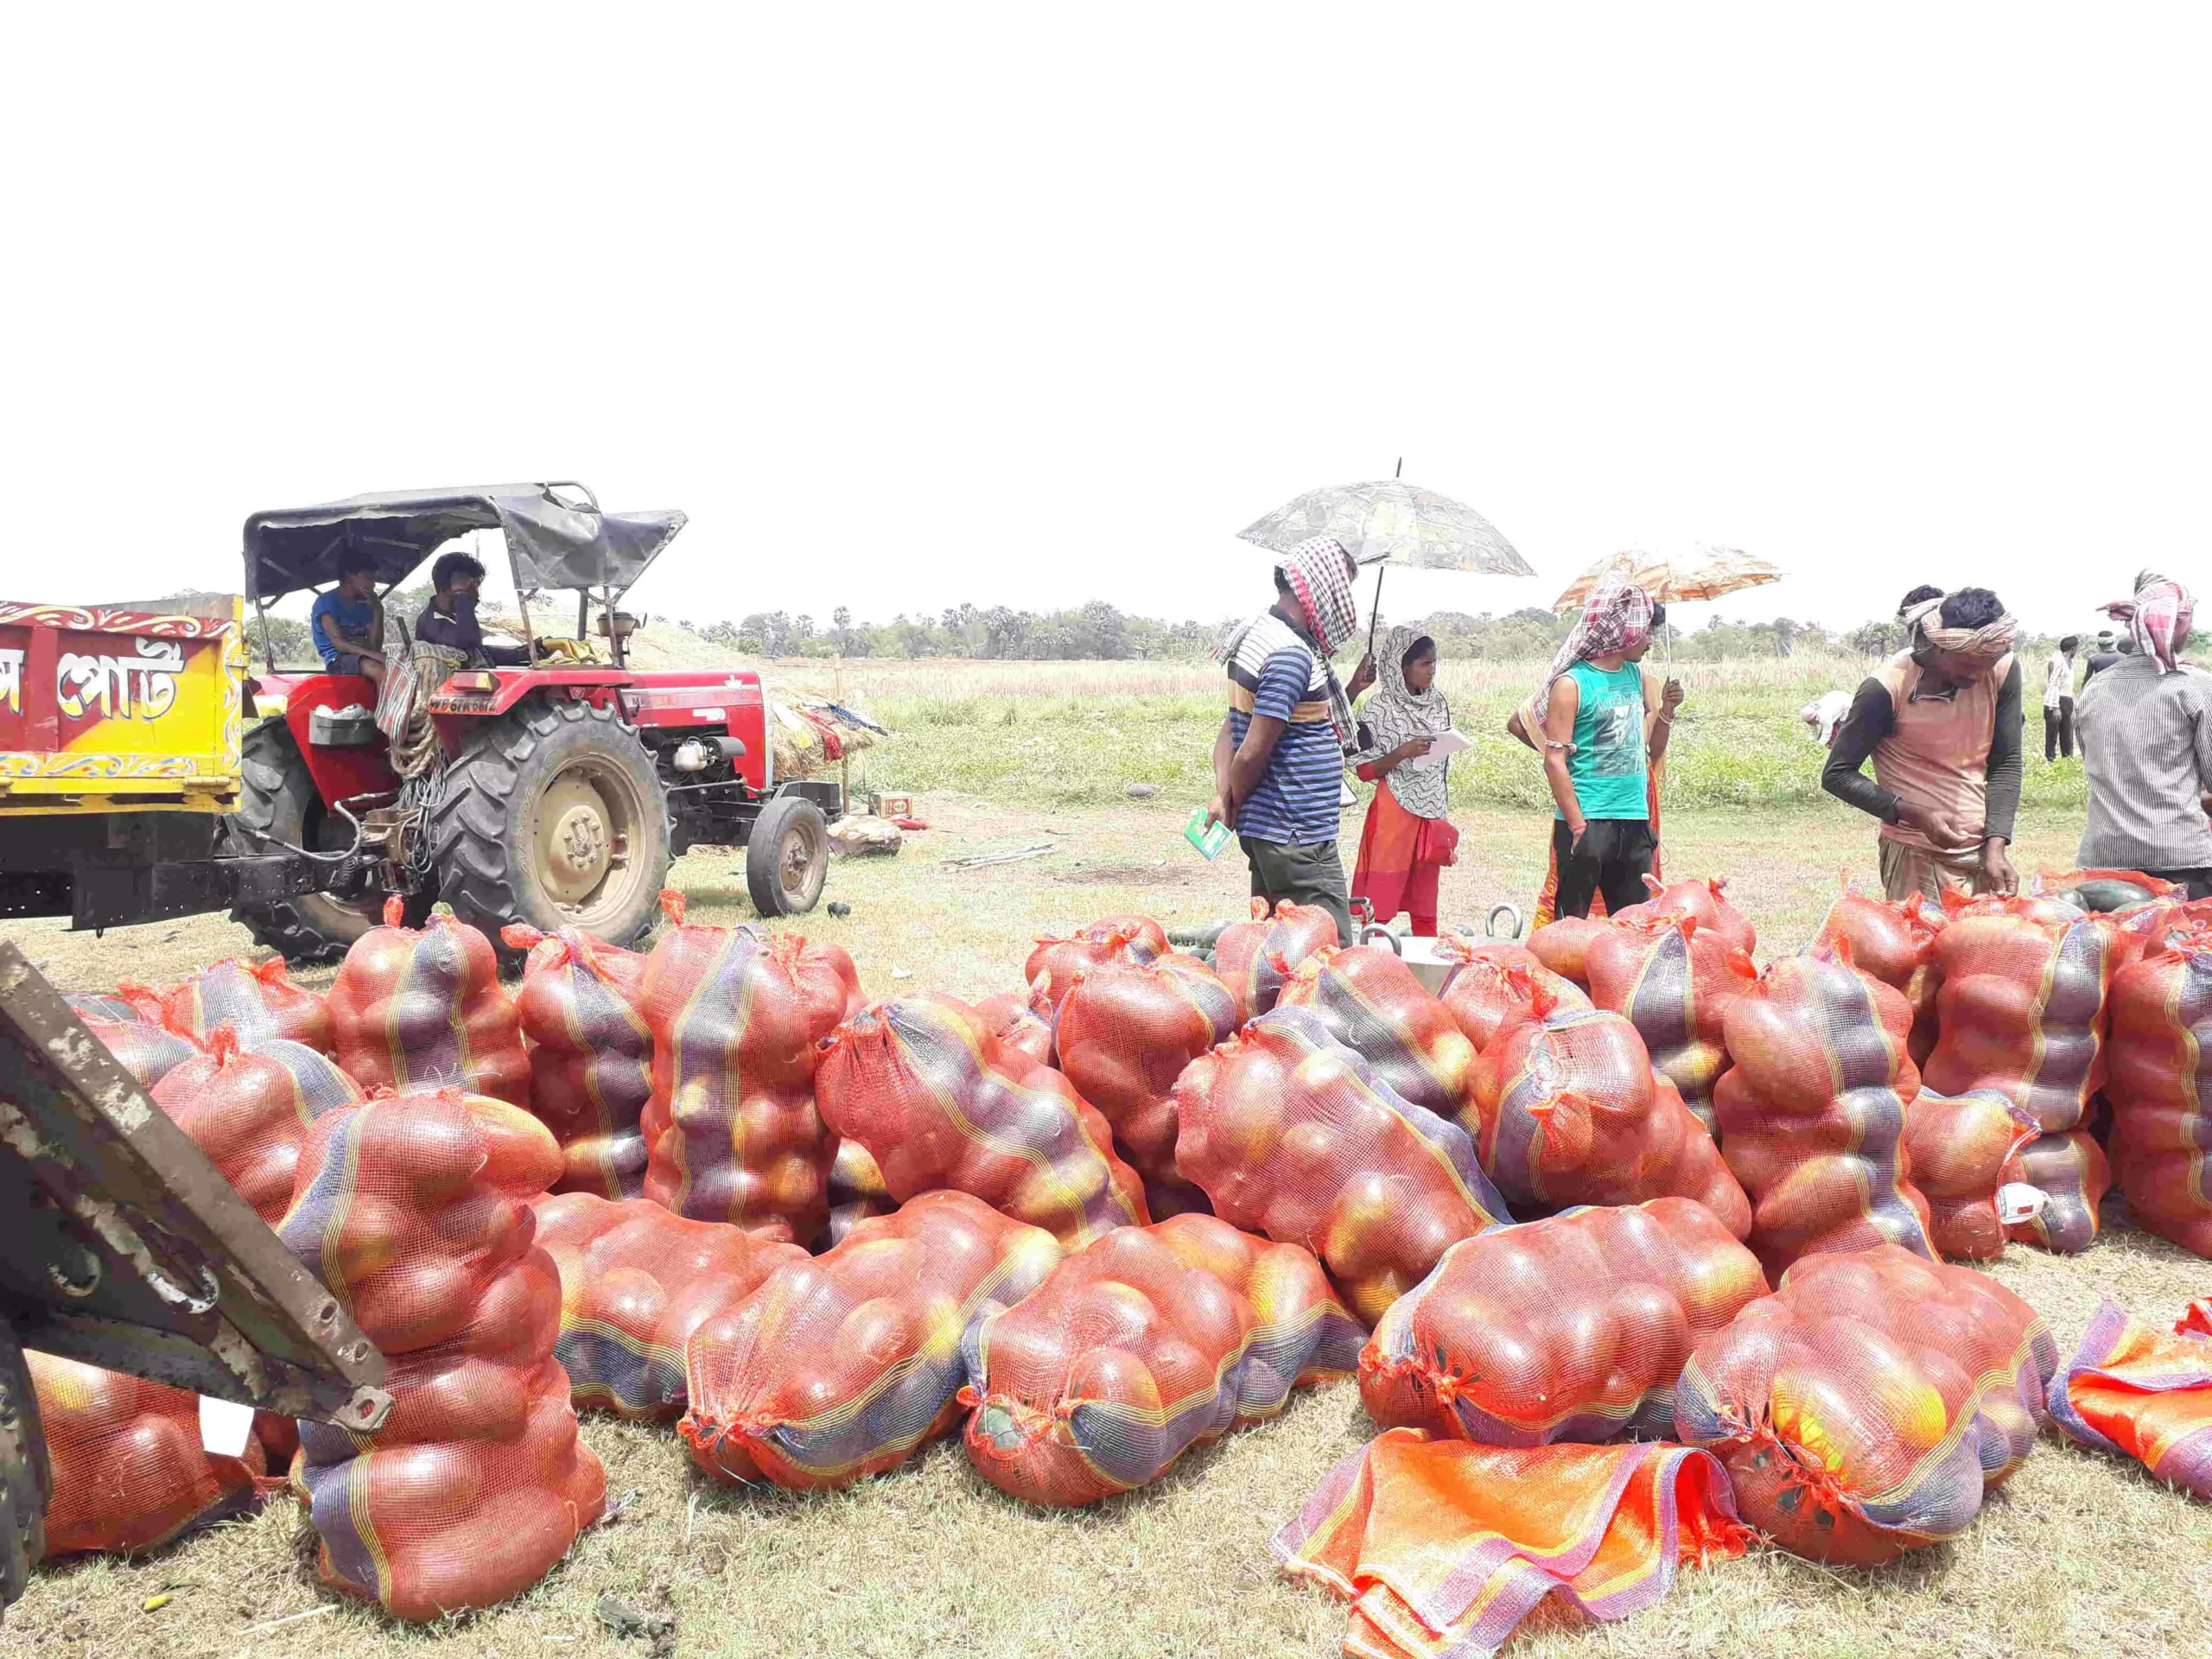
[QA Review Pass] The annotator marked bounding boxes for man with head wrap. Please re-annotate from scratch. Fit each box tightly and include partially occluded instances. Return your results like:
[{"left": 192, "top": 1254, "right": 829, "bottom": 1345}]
[
  {"left": 1206, "top": 536, "right": 1376, "bottom": 944},
  {"left": 1531, "top": 576, "right": 1684, "bottom": 918},
  {"left": 2076, "top": 573, "right": 2212, "bottom": 897},
  {"left": 1821, "top": 586, "right": 2024, "bottom": 900}
]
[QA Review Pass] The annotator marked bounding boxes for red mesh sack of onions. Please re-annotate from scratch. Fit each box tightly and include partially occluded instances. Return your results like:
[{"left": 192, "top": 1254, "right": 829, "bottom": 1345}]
[
  {"left": 680, "top": 1190, "right": 1062, "bottom": 1489},
  {"left": 1212, "top": 899, "right": 1342, "bottom": 1022},
  {"left": 1713, "top": 950, "right": 1934, "bottom": 1278},
  {"left": 1432, "top": 938, "right": 1590, "bottom": 1056},
  {"left": 152, "top": 1025, "right": 363, "bottom": 1223},
  {"left": 276, "top": 1090, "right": 604, "bottom": 1618},
  {"left": 1811, "top": 877, "right": 1945, "bottom": 1065},
  {"left": 817, "top": 995, "right": 1148, "bottom": 1247},
  {"left": 156, "top": 955, "right": 334, "bottom": 1054},
  {"left": 1169, "top": 1007, "right": 1511, "bottom": 1325},
  {"left": 27, "top": 1353, "right": 270, "bottom": 1556},
  {"left": 2104, "top": 919, "right": 2212, "bottom": 1257},
  {"left": 1023, "top": 913, "right": 1171, "bottom": 1031},
  {"left": 1360, "top": 1197, "right": 1766, "bottom": 1446},
  {"left": 1675, "top": 1244, "right": 2054, "bottom": 1565},
  {"left": 1611, "top": 874, "right": 1758, "bottom": 957},
  {"left": 1469, "top": 997, "right": 1751, "bottom": 1236},
  {"left": 1919, "top": 892, "right": 2111, "bottom": 1254},
  {"left": 1274, "top": 944, "right": 1478, "bottom": 1124},
  {"left": 531, "top": 1191, "right": 805, "bottom": 1420},
  {"left": 67, "top": 988, "right": 200, "bottom": 1087},
  {"left": 1582, "top": 914, "right": 1759, "bottom": 1135},
  {"left": 638, "top": 892, "right": 862, "bottom": 1243},
  {"left": 961, "top": 1214, "right": 1363, "bottom": 1505},
  {"left": 1052, "top": 955, "right": 1239, "bottom": 1217},
  {"left": 328, "top": 899, "right": 531, "bottom": 1105},
  {"left": 502, "top": 924, "right": 654, "bottom": 1199}
]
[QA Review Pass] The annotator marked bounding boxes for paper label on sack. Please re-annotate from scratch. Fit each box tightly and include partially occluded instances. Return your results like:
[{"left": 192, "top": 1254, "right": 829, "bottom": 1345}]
[
  {"left": 1997, "top": 1183, "right": 2048, "bottom": 1225},
  {"left": 199, "top": 1394, "right": 254, "bottom": 1457}
]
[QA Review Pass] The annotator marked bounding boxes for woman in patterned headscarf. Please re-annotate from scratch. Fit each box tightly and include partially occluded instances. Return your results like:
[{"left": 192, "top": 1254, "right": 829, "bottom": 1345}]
[
  {"left": 2077, "top": 572, "right": 2212, "bottom": 896},
  {"left": 1350, "top": 627, "right": 1458, "bottom": 936}
]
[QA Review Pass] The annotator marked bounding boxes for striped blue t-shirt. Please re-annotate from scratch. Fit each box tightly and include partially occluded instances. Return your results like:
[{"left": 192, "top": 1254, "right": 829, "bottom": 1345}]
[{"left": 1224, "top": 613, "right": 1344, "bottom": 845}]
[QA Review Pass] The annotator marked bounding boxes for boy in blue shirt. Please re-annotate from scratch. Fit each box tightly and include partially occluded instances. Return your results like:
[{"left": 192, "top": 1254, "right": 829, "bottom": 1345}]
[{"left": 308, "top": 554, "right": 386, "bottom": 693}]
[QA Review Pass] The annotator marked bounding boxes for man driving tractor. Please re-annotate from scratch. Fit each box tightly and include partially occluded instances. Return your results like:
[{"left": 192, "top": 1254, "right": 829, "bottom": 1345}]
[{"left": 414, "top": 551, "right": 531, "bottom": 666}]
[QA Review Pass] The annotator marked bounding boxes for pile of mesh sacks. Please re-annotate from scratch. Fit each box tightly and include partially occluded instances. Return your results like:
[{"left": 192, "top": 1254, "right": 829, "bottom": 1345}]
[{"left": 33, "top": 866, "right": 2212, "bottom": 1644}]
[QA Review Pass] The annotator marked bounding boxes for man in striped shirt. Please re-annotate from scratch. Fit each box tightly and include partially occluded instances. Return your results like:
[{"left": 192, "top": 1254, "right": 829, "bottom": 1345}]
[{"left": 1206, "top": 537, "right": 1376, "bottom": 946}]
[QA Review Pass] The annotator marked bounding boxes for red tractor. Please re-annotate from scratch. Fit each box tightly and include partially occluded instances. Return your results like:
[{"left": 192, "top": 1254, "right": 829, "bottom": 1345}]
[{"left": 230, "top": 483, "right": 838, "bottom": 963}]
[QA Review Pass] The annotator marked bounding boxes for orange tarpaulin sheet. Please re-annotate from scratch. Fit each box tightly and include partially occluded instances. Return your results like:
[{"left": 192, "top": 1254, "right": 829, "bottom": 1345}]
[
  {"left": 1273, "top": 1428, "right": 1749, "bottom": 1659},
  {"left": 2047, "top": 1298, "right": 2212, "bottom": 1500}
]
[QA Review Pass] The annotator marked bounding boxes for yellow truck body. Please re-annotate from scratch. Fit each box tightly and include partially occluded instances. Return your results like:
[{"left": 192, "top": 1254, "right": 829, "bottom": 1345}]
[{"left": 0, "top": 595, "right": 245, "bottom": 816}]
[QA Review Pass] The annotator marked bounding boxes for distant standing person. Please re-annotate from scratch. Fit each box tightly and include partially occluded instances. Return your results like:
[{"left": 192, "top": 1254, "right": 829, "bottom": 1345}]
[
  {"left": 2077, "top": 572, "right": 2212, "bottom": 897},
  {"left": 1534, "top": 578, "right": 1683, "bottom": 918},
  {"left": 1351, "top": 627, "right": 1458, "bottom": 937},
  {"left": 1206, "top": 537, "right": 1375, "bottom": 945},
  {"left": 309, "top": 553, "right": 387, "bottom": 695},
  {"left": 2043, "top": 634, "right": 2081, "bottom": 760},
  {"left": 2083, "top": 630, "right": 2123, "bottom": 682},
  {"left": 1822, "top": 586, "right": 2023, "bottom": 900}
]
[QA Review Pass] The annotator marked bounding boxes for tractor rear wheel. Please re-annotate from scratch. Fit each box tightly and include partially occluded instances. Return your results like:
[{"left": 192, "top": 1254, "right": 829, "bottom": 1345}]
[
  {"left": 431, "top": 696, "right": 671, "bottom": 951},
  {"left": 745, "top": 794, "right": 830, "bottom": 917},
  {"left": 227, "top": 718, "right": 386, "bottom": 963}
]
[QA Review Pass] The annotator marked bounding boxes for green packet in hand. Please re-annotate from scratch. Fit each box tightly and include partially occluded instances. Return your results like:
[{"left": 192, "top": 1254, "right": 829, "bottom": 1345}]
[{"left": 1185, "top": 807, "right": 1233, "bottom": 860}]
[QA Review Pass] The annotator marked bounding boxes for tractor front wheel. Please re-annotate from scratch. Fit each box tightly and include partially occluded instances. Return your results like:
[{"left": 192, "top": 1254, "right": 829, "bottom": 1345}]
[
  {"left": 431, "top": 696, "right": 671, "bottom": 950},
  {"left": 745, "top": 793, "right": 830, "bottom": 918},
  {"left": 226, "top": 718, "right": 388, "bottom": 963}
]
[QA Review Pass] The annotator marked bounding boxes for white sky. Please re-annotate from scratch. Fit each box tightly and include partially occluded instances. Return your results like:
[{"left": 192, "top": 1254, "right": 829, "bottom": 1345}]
[{"left": 7, "top": 5, "right": 2206, "bottom": 638}]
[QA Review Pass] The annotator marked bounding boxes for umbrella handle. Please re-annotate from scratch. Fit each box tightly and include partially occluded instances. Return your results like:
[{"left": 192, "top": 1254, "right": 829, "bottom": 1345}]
[{"left": 1366, "top": 563, "right": 1385, "bottom": 664}]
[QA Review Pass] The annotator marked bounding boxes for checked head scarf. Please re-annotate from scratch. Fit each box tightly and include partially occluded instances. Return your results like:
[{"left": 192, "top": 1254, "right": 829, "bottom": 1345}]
[
  {"left": 1901, "top": 591, "right": 2018, "bottom": 661},
  {"left": 1281, "top": 536, "right": 1363, "bottom": 655},
  {"left": 1535, "top": 575, "right": 1652, "bottom": 722},
  {"left": 2102, "top": 570, "right": 2195, "bottom": 674}
]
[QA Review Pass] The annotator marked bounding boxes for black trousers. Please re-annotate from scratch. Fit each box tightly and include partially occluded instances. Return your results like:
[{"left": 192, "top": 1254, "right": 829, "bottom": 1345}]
[
  {"left": 2044, "top": 696, "right": 2075, "bottom": 761},
  {"left": 1241, "top": 836, "right": 1353, "bottom": 946},
  {"left": 1552, "top": 818, "right": 1656, "bottom": 919}
]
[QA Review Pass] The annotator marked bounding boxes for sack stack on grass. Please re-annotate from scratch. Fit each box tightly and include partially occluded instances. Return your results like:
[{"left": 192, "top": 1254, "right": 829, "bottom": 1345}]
[
  {"left": 638, "top": 893, "right": 863, "bottom": 1243},
  {"left": 817, "top": 996, "right": 1148, "bottom": 1247},
  {"left": 1275, "top": 945, "right": 1478, "bottom": 1123},
  {"left": 1469, "top": 999, "right": 1751, "bottom": 1236},
  {"left": 1433, "top": 938, "right": 1591, "bottom": 1056},
  {"left": 67, "top": 988, "right": 200, "bottom": 1086},
  {"left": 1169, "top": 1007, "right": 1511, "bottom": 1325},
  {"left": 680, "top": 1191, "right": 1061, "bottom": 1489},
  {"left": 1583, "top": 915, "right": 1759, "bottom": 1134},
  {"left": 156, "top": 955, "right": 335, "bottom": 1055},
  {"left": 1360, "top": 1198, "right": 1766, "bottom": 1446},
  {"left": 1052, "top": 957, "right": 1240, "bottom": 1217},
  {"left": 1900, "top": 1087, "right": 2039, "bottom": 1260},
  {"left": 1613, "top": 874, "right": 1758, "bottom": 957},
  {"left": 961, "top": 1213, "right": 1363, "bottom": 1506},
  {"left": 1211, "top": 899, "right": 1341, "bottom": 1022},
  {"left": 2103, "top": 923, "right": 2212, "bottom": 1256},
  {"left": 152, "top": 1026, "right": 363, "bottom": 1222},
  {"left": 1811, "top": 880, "right": 1944, "bottom": 1064},
  {"left": 26, "top": 1353, "right": 270, "bottom": 1556},
  {"left": 1920, "top": 893, "right": 2112, "bottom": 1253},
  {"left": 1023, "top": 914, "right": 1171, "bottom": 1031},
  {"left": 503, "top": 924, "right": 654, "bottom": 1200},
  {"left": 1713, "top": 951, "right": 1934, "bottom": 1278},
  {"left": 1675, "top": 1245, "right": 2054, "bottom": 1565},
  {"left": 329, "top": 899, "right": 531, "bottom": 1106},
  {"left": 278, "top": 1090, "right": 605, "bottom": 1618},
  {"left": 532, "top": 1192, "right": 806, "bottom": 1421}
]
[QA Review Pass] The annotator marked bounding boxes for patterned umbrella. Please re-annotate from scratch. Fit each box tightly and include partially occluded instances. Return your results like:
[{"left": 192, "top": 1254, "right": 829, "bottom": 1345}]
[
  {"left": 1551, "top": 546, "right": 1782, "bottom": 613},
  {"left": 1237, "top": 478, "right": 1533, "bottom": 576}
]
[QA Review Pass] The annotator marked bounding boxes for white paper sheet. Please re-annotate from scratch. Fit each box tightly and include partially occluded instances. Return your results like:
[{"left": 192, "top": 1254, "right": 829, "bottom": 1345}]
[{"left": 1400, "top": 729, "right": 1470, "bottom": 770}]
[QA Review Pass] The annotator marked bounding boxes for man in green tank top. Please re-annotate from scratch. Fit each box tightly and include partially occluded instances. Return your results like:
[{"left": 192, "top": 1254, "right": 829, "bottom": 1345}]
[{"left": 1533, "top": 582, "right": 1682, "bottom": 916}]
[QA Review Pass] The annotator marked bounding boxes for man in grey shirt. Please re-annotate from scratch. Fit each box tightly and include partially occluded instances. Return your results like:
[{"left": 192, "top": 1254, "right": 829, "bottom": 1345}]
[{"left": 2076, "top": 574, "right": 2212, "bottom": 896}]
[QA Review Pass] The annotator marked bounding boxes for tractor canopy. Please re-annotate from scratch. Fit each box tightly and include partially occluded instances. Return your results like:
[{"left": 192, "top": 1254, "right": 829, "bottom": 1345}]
[{"left": 242, "top": 482, "right": 687, "bottom": 603}]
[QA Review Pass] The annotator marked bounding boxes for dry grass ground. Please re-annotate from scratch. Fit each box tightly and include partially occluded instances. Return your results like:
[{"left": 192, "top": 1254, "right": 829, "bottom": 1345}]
[{"left": 10, "top": 793, "right": 2212, "bottom": 1659}]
